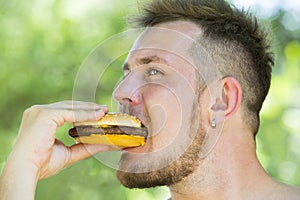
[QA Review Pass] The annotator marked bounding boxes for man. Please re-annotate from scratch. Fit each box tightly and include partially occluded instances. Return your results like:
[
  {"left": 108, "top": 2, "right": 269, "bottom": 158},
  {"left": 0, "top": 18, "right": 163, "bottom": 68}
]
[{"left": 1, "top": 0, "right": 300, "bottom": 199}]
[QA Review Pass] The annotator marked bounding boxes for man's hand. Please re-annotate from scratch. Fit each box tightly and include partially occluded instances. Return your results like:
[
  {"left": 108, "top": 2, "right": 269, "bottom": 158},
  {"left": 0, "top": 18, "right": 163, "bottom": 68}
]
[{"left": 0, "top": 101, "right": 110, "bottom": 200}]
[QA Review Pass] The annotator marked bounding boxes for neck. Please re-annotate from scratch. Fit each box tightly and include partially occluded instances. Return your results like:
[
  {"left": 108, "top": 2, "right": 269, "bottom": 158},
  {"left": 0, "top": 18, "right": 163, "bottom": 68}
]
[{"left": 168, "top": 126, "right": 276, "bottom": 200}]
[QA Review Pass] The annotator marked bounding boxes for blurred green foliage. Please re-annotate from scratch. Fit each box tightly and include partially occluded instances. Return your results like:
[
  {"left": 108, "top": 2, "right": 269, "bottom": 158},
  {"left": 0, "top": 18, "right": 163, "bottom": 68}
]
[{"left": 0, "top": 0, "right": 299, "bottom": 199}]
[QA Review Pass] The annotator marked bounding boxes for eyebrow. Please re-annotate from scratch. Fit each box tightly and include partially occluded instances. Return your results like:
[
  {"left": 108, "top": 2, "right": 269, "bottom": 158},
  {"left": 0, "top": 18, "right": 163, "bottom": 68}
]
[{"left": 122, "top": 55, "right": 167, "bottom": 71}]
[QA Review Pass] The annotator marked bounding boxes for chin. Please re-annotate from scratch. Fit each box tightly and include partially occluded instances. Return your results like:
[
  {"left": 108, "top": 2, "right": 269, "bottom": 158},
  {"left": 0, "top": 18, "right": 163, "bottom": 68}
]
[{"left": 116, "top": 127, "right": 206, "bottom": 189}]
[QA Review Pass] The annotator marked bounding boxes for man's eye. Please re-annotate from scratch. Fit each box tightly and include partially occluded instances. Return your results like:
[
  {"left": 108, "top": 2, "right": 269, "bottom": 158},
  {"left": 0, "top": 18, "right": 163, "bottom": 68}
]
[{"left": 147, "top": 68, "right": 163, "bottom": 76}]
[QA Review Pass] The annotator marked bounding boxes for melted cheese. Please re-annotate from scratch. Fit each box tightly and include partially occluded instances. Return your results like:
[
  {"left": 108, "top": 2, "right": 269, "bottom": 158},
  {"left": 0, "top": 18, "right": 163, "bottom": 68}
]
[{"left": 75, "top": 134, "right": 146, "bottom": 148}]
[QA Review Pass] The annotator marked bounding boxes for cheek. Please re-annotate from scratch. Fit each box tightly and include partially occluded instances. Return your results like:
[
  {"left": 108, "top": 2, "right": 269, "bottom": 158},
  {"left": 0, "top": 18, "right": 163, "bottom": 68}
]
[
  {"left": 143, "top": 84, "right": 194, "bottom": 149},
  {"left": 148, "top": 104, "right": 167, "bottom": 136},
  {"left": 144, "top": 85, "right": 182, "bottom": 134}
]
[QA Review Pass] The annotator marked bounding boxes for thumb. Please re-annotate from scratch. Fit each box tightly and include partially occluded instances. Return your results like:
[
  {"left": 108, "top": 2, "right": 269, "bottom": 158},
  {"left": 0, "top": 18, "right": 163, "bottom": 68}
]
[{"left": 65, "top": 143, "right": 112, "bottom": 167}]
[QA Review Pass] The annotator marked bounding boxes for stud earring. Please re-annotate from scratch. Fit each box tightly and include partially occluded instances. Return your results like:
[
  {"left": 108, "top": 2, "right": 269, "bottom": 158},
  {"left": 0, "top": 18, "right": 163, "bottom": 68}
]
[{"left": 211, "top": 118, "right": 216, "bottom": 128}]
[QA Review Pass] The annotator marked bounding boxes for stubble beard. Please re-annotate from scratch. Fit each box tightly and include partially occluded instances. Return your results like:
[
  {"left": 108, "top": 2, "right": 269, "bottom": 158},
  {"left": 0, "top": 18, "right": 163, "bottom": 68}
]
[{"left": 116, "top": 100, "right": 206, "bottom": 188}]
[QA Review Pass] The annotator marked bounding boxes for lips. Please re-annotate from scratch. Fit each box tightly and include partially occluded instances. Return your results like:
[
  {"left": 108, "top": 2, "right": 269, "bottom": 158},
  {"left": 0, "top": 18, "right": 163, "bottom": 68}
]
[
  {"left": 136, "top": 115, "right": 147, "bottom": 128},
  {"left": 122, "top": 109, "right": 150, "bottom": 128}
]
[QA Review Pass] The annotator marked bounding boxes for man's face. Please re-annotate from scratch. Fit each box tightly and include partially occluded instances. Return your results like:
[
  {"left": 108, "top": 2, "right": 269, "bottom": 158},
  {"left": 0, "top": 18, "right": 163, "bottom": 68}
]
[{"left": 113, "top": 21, "right": 209, "bottom": 188}]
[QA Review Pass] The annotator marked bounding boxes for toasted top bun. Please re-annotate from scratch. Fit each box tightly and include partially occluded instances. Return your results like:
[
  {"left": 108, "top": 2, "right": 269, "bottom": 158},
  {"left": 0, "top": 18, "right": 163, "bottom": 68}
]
[{"left": 74, "top": 113, "right": 141, "bottom": 127}]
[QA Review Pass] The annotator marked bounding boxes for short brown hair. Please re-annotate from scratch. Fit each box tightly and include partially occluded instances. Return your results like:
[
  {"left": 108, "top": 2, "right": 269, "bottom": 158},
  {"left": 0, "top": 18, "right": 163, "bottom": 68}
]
[{"left": 129, "top": 0, "right": 274, "bottom": 134}]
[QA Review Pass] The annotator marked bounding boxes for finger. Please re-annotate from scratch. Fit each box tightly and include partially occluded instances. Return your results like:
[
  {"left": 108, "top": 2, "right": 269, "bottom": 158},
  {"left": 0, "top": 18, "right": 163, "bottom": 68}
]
[
  {"left": 64, "top": 143, "right": 112, "bottom": 167},
  {"left": 49, "top": 101, "right": 108, "bottom": 111},
  {"left": 49, "top": 108, "right": 107, "bottom": 126}
]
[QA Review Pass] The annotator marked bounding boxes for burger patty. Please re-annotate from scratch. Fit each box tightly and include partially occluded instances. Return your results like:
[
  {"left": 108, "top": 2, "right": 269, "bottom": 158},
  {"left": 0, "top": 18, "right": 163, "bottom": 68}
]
[{"left": 69, "top": 126, "right": 148, "bottom": 138}]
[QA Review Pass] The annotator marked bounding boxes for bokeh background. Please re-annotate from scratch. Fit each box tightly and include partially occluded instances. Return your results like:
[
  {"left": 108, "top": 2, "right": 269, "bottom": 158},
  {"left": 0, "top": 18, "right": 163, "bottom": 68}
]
[{"left": 0, "top": 0, "right": 299, "bottom": 199}]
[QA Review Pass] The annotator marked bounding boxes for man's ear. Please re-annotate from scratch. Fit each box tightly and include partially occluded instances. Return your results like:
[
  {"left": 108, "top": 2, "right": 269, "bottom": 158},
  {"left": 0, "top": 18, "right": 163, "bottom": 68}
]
[{"left": 210, "top": 77, "right": 242, "bottom": 119}]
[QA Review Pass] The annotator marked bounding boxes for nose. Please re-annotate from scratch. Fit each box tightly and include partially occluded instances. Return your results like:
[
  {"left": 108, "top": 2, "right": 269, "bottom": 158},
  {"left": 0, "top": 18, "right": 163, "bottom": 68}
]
[{"left": 113, "top": 74, "right": 142, "bottom": 107}]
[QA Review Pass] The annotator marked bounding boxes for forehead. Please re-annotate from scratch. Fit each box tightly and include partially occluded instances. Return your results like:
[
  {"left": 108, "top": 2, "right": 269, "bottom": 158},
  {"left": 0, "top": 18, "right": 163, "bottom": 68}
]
[
  {"left": 131, "top": 20, "right": 201, "bottom": 57},
  {"left": 126, "top": 21, "right": 203, "bottom": 75}
]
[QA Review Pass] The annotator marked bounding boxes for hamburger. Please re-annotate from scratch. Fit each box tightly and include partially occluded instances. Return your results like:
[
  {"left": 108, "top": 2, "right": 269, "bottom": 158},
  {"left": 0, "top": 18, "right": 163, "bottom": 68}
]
[{"left": 69, "top": 113, "right": 148, "bottom": 148}]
